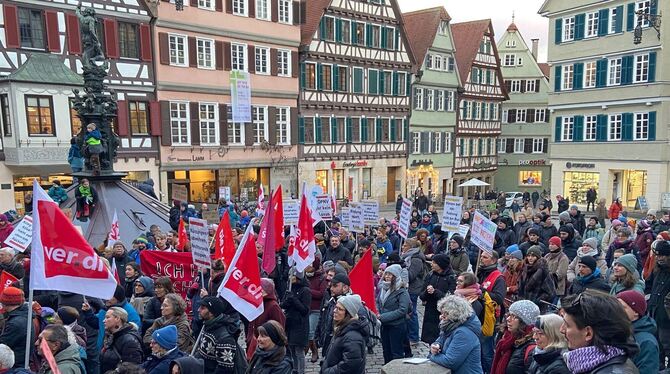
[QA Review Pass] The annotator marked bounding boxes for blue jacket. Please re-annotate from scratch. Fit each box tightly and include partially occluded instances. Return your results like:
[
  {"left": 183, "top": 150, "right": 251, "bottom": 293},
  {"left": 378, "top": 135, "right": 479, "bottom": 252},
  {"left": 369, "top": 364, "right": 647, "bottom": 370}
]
[
  {"left": 68, "top": 144, "right": 84, "bottom": 169},
  {"left": 376, "top": 238, "right": 392, "bottom": 263},
  {"left": 428, "top": 314, "right": 483, "bottom": 374},
  {"left": 142, "top": 348, "right": 186, "bottom": 374},
  {"left": 632, "top": 315, "right": 659, "bottom": 374},
  {"left": 48, "top": 186, "right": 68, "bottom": 204}
]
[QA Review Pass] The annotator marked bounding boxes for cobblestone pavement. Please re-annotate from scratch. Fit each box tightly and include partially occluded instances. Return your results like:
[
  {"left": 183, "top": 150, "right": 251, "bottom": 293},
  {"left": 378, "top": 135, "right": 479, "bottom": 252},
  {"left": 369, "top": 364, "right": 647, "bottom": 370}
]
[{"left": 304, "top": 303, "right": 431, "bottom": 373}]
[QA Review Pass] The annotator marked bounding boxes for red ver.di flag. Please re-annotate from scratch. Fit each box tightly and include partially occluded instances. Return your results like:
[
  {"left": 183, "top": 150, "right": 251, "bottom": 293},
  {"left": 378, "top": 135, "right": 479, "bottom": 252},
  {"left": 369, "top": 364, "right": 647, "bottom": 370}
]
[
  {"left": 291, "top": 192, "right": 316, "bottom": 272},
  {"left": 214, "top": 211, "right": 236, "bottom": 267},
  {"left": 0, "top": 271, "right": 18, "bottom": 293},
  {"left": 218, "top": 224, "right": 264, "bottom": 320},
  {"left": 30, "top": 179, "right": 117, "bottom": 300}
]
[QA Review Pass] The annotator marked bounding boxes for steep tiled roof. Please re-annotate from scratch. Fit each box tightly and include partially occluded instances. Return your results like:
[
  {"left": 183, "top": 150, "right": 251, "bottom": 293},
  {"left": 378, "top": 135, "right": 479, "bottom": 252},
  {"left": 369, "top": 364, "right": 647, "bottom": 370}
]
[
  {"left": 538, "top": 63, "right": 550, "bottom": 78},
  {"left": 507, "top": 22, "right": 518, "bottom": 32},
  {"left": 300, "top": 0, "right": 333, "bottom": 46},
  {"left": 403, "top": 7, "right": 451, "bottom": 68},
  {"left": 451, "top": 19, "right": 493, "bottom": 84},
  {"left": 2, "top": 53, "right": 83, "bottom": 85}
]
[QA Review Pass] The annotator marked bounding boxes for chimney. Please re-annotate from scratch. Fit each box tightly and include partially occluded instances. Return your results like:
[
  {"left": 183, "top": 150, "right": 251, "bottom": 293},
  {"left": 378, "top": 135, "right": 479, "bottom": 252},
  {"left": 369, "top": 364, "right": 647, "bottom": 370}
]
[{"left": 531, "top": 39, "right": 539, "bottom": 61}]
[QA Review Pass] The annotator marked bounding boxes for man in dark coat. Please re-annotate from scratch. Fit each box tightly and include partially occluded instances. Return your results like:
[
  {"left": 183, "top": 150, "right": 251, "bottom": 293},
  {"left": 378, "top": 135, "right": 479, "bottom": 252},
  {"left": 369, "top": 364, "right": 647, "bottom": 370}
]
[
  {"left": 280, "top": 273, "right": 311, "bottom": 374},
  {"left": 493, "top": 216, "right": 517, "bottom": 258},
  {"left": 169, "top": 200, "right": 181, "bottom": 231},
  {"left": 322, "top": 236, "right": 353, "bottom": 266},
  {"left": 646, "top": 241, "right": 670, "bottom": 369},
  {"left": 413, "top": 191, "right": 429, "bottom": 213},
  {"left": 568, "top": 256, "right": 610, "bottom": 295},
  {"left": 539, "top": 214, "right": 559, "bottom": 247},
  {"left": 0, "top": 248, "right": 25, "bottom": 280},
  {"left": 138, "top": 178, "right": 158, "bottom": 199},
  {"left": 569, "top": 205, "right": 587, "bottom": 236},
  {"left": 558, "top": 225, "right": 582, "bottom": 262},
  {"left": 586, "top": 187, "right": 597, "bottom": 212},
  {"left": 0, "top": 288, "right": 34, "bottom": 368},
  {"left": 194, "top": 296, "right": 245, "bottom": 374},
  {"left": 531, "top": 191, "right": 540, "bottom": 208}
]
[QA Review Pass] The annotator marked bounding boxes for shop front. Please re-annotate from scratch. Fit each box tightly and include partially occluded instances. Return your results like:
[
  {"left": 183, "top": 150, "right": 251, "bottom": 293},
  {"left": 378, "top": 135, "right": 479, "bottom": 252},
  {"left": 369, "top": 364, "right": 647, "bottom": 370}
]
[
  {"left": 495, "top": 158, "right": 551, "bottom": 195},
  {"left": 167, "top": 168, "right": 271, "bottom": 204},
  {"left": 406, "top": 161, "right": 452, "bottom": 202}
]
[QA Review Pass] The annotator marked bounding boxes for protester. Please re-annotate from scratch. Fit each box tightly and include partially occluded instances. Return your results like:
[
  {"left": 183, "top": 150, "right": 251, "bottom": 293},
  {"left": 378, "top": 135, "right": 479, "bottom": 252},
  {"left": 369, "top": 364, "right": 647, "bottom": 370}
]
[
  {"left": 608, "top": 198, "right": 623, "bottom": 222},
  {"left": 377, "top": 264, "right": 410, "bottom": 364},
  {"left": 538, "top": 214, "right": 558, "bottom": 247},
  {"left": 558, "top": 225, "right": 582, "bottom": 262},
  {"left": 306, "top": 264, "right": 327, "bottom": 363},
  {"left": 491, "top": 300, "right": 539, "bottom": 374},
  {"left": 544, "top": 238, "right": 569, "bottom": 299},
  {"left": 100, "top": 307, "right": 144, "bottom": 373},
  {"left": 48, "top": 180, "right": 69, "bottom": 204},
  {"left": 609, "top": 254, "right": 644, "bottom": 295},
  {"left": 400, "top": 238, "right": 425, "bottom": 346},
  {"left": 247, "top": 321, "right": 292, "bottom": 374},
  {"left": 448, "top": 235, "right": 470, "bottom": 275},
  {"left": 502, "top": 248, "right": 523, "bottom": 309},
  {"left": 143, "top": 293, "right": 194, "bottom": 353},
  {"left": 36, "top": 324, "right": 83, "bottom": 374},
  {"left": 635, "top": 220, "right": 654, "bottom": 266},
  {"left": 322, "top": 236, "right": 353, "bottom": 266},
  {"left": 454, "top": 273, "right": 483, "bottom": 319},
  {"left": 281, "top": 271, "right": 311, "bottom": 374},
  {"left": 124, "top": 263, "right": 142, "bottom": 300},
  {"left": 477, "top": 250, "right": 505, "bottom": 373},
  {"left": 168, "top": 356, "right": 205, "bottom": 374},
  {"left": 0, "top": 247, "right": 25, "bottom": 280},
  {"left": 130, "top": 276, "right": 154, "bottom": 321},
  {"left": 143, "top": 277, "right": 173, "bottom": 331},
  {"left": 647, "top": 240, "right": 670, "bottom": 368},
  {"left": 520, "top": 245, "right": 555, "bottom": 313},
  {"left": 141, "top": 325, "right": 186, "bottom": 374},
  {"left": 605, "top": 227, "right": 642, "bottom": 273},
  {"left": 519, "top": 228, "right": 547, "bottom": 256},
  {"left": 527, "top": 314, "right": 569, "bottom": 374},
  {"left": 0, "top": 344, "right": 30, "bottom": 374},
  {"left": 316, "top": 272, "right": 354, "bottom": 355},
  {"left": 616, "top": 290, "right": 659, "bottom": 374},
  {"left": 54, "top": 306, "right": 87, "bottom": 349},
  {"left": 194, "top": 296, "right": 245, "bottom": 373},
  {"left": 0, "top": 287, "right": 34, "bottom": 368},
  {"left": 420, "top": 254, "right": 456, "bottom": 344},
  {"left": 320, "top": 294, "right": 367, "bottom": 374},
  {"left": 567, "top": 256, "right": 610, "bottom": 295},
  {"left": 566, "top": 238, "right": 607, "bottom": 284},
  {"left": 560, "top": 290, "right": 639, "bottom": 373}
]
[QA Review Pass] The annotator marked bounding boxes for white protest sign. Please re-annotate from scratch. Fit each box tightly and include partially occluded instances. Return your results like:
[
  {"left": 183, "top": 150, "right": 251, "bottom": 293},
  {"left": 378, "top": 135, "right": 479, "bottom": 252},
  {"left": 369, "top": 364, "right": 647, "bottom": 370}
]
[
  {"left": 282, "top": 200, "right": 300, "bottom": 225},
  {"left": 398, "top": 198, "right": 413, "bottom": 239},
  {"left": 5, "top": 215, "right": 32, "bottom": 252},
  {"left": 349, "top": 205, "right": 365, "bottom": 233},
  {"left": 471, "top": 211, "right": 496, "bottom": 254},
  {"left": 340, "top": 207, "right": 351, "bottom": 232},
  {"left": 448, "top": 224, "right": 471, "bottom": 241},
  {"left": 315, "top": 194, "right": 333, "bottom": 220},
  {"left": 188, "top": 217, "right": 211, "bottom": 269},
  {"left": 441, "top": 196, "right": 463, "bottom": 233},
  {"left": 231, "top": 70, "right": 251, "bottom": 122},
  {"left": 219, "top": 186, "right": 231, "bottom": 201},
  {"left": 360, "top": 200, "right": 379, "bottom": 226}
]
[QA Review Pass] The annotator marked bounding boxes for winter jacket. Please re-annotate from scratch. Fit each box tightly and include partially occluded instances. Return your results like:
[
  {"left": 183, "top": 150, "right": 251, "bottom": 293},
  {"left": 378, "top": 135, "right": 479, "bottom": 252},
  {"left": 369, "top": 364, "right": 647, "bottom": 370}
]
[
  {"left": 513, "top": 221, "right": 531, "bottom": 242},
  {"left": 560, "top": 229, "right": 582, "bottom": 262},
  {"left": 170, "top": 356, "right": 205, "bottom": 373},
  {"left": 0, "top": 259, "right": 25, "bottom": 280},
  {"left": 130, "top": 276, "right": 154, "bottom": 318},
  {"left": 586, "top": 355, "right": 639, "bottom": 374},
  {"left": 506, "top": 337, "right": 536, "bottom": 374},
  {"left": 322, "top": 245, "right": 353, "bottom": 266},
  {"left": 143, "top": 296, "right": 164, "bottom": 331},
  {"left": 308, "top": 273, "right": 328, "bottom": 311},
  {"left": 247, "top": 295, "right": 286, "bottom": 357},
  {"left": 494, "top": 227, "right": 517, "bottom": 258},
  {"left": 544, "top": 250, "right": 569, "bottom": 296},
  {"left": 0, "top": 303, "right": 34, "bottom": 368},
  {"left": 631, "top": 316, "right": 659, "bottom": 374},
  {"left": 608, "top": 202, "right": 623, "bottom": 220},
  {"left": 142, "top": 348, "right": 185, "bottom": 374},
  {"left": 419, "top": 269, "right": 456, "bottom": 344},
  {"left": 449, "top": 247, "right": 470, "bottom": 275},
  {"left": 557, "top": 199, "right": 569, "bottom": 214},
  {"left": 247, "top": 346, "right": 293, "bottom": 374},
  {"left": 375, "top": 238, "right": 393, "bottom": 263},
  {"left": 403, "top": 248, "right": 427, "bottom": 295},
  {"left": 503, "top": 263, "right": 524, "bottom": 308},
  {"left": 605, "top": 239, "right": 642, "bottom": 273},
  {"left": 194, "top": 314, "right": 243, "bottom": 374},
  {"left": 48, "top": 185, "right": 69, "bottom": 204},
  {"left": 520, "top": 258, "right": 555, "bottom": 312},
  {"left": 281, "top": 279, "right": 311, "bottom": 347},
  {"left": 169, "top": 206, "right": 181, "bottom": 231},
  {"left": 0, "top": 224, "right": 14, "bottom": 247},
  {"left": 519, "top": 240, "right": 547, "bottom": 257},
  {"left": 634, "top": 229, "right": 654, "bottom": 264},
  {"left": 583, "top": 225, "right": 605, "bottom": 245},
  {"left": 68, "top": 144, "right": 84, "bottom": 169},
  {"left": 570, "top": 211, "right": 587, "bottom": 236},
  {"left": 138, "top": 179, "right": 158, "bottom": 199},
  {"left": 609, "top": 277, "right": 645, "bottom": 295},
  {"left": 377, "top": 287, "right": 411, "bottom": 327},
  {"left": 567, "top": 269, "right": 611, "bottom": 295},
  {"left": 539, "top": 225, "right": 558, "bottom": 247},
  {"left": 38, "top": 343, "right": 83, "bottom": 374},
  {"left": 646, "top": 267, "right": 670, "bottom": 328},
  {"left": 654, "top": 219, "right": 670, "bottom": 236},
  {"left": 144, "top": 314, "right": 194, "bottom": 353},
  {"left": 427, "top": 314, "right": 483, "bottom": 374},
  {"left": 527, "top": 348, "right": 570, "bottom": 374},
  {"left": 477, "top": 264, "right": 506, "bottom": 309},
  {"left": 566, "top": 255, "right": 607, "bottom": 283},
  {"left": 320, "top": 318, "right": 367, "bottom": 374},
  {"left": 100, "top": 324, "right": 144, "bottom": 373}
]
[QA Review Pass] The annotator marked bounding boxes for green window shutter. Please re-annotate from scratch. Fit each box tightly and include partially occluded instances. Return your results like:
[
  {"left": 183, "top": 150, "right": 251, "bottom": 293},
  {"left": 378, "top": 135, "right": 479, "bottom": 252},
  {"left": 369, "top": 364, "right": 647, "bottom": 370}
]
[
  {"left": 335, "top": 19, "right": 342, "bottom": 42},
  {"left": 404, "top": 118, "right": 409, "bottom": 141},
  {"left": 317, "top": 64, "right": 323, "bottom": 91},
  {"left": 361, "top": 117, "right": 368, "bottom": 143},
  {"left": 298, "top": 117, "right": 305, "bottom": 144},
  {"left": 554, "top": 116, "right": 562, "bottom": 142},
  {"left": 573, "top": 63, "right": 583, "bottom": 90},
  {"left": 319, "top": 19, "right": 326, "bottom": 40},
  {"left": 596, "top": 59, "right": 607, "bottom": 88},
  {"left": 554, "top": 66, "right": 562, "bottom": 92},
  {"left": 381, "top": 27, "right": 387, "bottom": 49},
  {"left": 392, "top": 71, "right": 399, "bottom": 96},
  {"left": 368, "top": 70, "right": 378, "bottom": 95},
  {"left": 375, "top": 118, "right": 382, "bottom": 143},
  {"left": 315, "top": 117, "right": 322, "bottom": 143},
  {"left": 627, "top": 3, "right": 635, "bottom": 31},
  {"left": 598, "top": 9, "right": 609, "bottom": 36},
  {"left": 596, "top": 115, "right": 607, "bottom": 141},
  {"left": 574, "top": 115, "right": 584, "bottom": 142},
  {"left": 351, "top": 21, "right": 358, "bottom": 44},
  {"left": 622, "top": 55, "right": 634, "bottom": 85},
  {"left": 406, "top": 73, "right": 411, "bottom": 96},
  {"left": 300, "top": 63, "right": 306, "bottom": 89},
  {"left": 649, "top": 111, "right": 657, "bottom": 141},
  {"left": 648, "top": 52, "right": 657, "bottom": 82},
  {"left": 346, "top": 117, "right": 352, "bottom": 142},
  {"left": 615, "top": 6, "right": 624, "bottom": 33},
  {"left": 622, "top": 113, "right": 633, "bottom": 141},
  {"left": 390, "top": 119, "right": 396, "bottom": 142},
  {"left": 555, "top": 18, "right": 563, "bottom": 44},
  {"left": 395, "top": 28, "right": 400, "bottom": 51},
  {"left": 379, "top": 71, "right": 385, "bottom": 95},
  {"left": 353, "top": 68, "right": 363, "bottom": 93},
  {"left": 486, "top": 70, "right": 492, "bottom": 85},
  {"left": 331, "top": 117, "right": 337, "bottom": 143},
  {"left": 651, "top": 1, "right": 658, "bottom": 15},
  {"left": 574, "top": 13, "right": 585, "bottom": 40},
  {"left": 365, "top": 24, "right": 372, "bottom": 47},
  {"left": 333, "top": 64, "right": 340, "bottom": 91}
]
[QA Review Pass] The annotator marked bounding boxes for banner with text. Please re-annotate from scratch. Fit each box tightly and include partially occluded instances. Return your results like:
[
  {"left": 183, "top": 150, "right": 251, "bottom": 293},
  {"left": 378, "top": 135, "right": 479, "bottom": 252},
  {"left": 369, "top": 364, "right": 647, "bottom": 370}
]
[
  {"left": 5, "top": 215, "right": 32, "bottom": 252},
  {"left": 231, "top": 70, "right": 251, "bottom": 122},
  {"left": 471, "top": 211, "right": 496, "bottom": 254},
  {"left": 360, "top": 200, "right": 379, "bottom": 226},
  {"left": 140, "top": 251, "right": 198, "bottom": 300},
  {"left": 441, "top": 196, "right": 463, "bottom": 233},
  {"left": 315, "top": 194, "right": 333, "bottom": 221},
  {"left": 398, "top": 198, "right": 413, "bottom": 239},
  {"left": 189, "top": 217, "right": 211, "bottom": 269},
  {"left": 282, "top": 200, "right": 300, "bottom": 225}
]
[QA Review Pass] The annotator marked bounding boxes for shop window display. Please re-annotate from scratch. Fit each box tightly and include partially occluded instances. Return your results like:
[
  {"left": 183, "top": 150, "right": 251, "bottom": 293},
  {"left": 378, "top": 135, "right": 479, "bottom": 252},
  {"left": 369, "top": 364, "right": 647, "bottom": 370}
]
[
  {"left": 563, "top": 172, "right": 599, "bottom": 205},
  {"left": 315, "top": 170, "right": 328, "bottom": 194},
  {"left": 519, "top": 171, "right": 542, "bottom": 186}
]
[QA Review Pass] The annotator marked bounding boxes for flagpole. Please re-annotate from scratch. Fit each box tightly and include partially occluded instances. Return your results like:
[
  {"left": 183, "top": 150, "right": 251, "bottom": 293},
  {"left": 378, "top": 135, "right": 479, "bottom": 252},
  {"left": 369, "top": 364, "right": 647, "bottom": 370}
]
[{"left": 24, "top": 287, "right": 33, "bottom": 369}]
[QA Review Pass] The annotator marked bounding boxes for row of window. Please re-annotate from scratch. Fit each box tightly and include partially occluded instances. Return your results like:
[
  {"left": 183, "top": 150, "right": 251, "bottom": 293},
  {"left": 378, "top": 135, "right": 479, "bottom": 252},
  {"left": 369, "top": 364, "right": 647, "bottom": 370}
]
[
  {"left": 502, "top": 108, "right": 548, "bottom": 124},
  {"left": 225, "top": 0, "right": 293, "bottom": 24},
  {"left": 498, "top": 138, "right": 548, "bottom": 154},
  {"left": 555, "top": 112, "right": 656, "bottom": 143},
  {"left": 164, "top": 34, "right": 292, "bottom": 76},
  {"left": 301, "top": 63, "right": 409, "bottom": 96},
  {"left": 502, "top": 54, "right": 524, "bottom": 67},
  {"left": 556, "top": 52, "right": 656, "bottom": 91},
  {"left": 470, "top": 67, "right": 499, "bottom": 86},
  {"left": 504, "top": 79, "right": 541, "bottom": 94},
  {"left": 425, "top": 53, "right": 455, "bottom": 72},
  {"left": 411, "top": 131, "right": 452, "bottom": 154},
  {"left": 459, "top": 101, "right": 501, "bottom": 121},
  {"left": 413, "top": 88, "right": 456, "bottom": 112},
  {"left": 556, "top": 1, "right": 654, "bottom": 44},
  {"left": 457, "top": 137, "right": 496, "bottom": 157},
  {"left": 298, "top": 117, "right": 407, "bottom": 145},
  {"left": 169, "top": 102, "right": 291, "bottom": 146},
  {"left": 318, "top": 16, "right": 400, "bottom": 51}
]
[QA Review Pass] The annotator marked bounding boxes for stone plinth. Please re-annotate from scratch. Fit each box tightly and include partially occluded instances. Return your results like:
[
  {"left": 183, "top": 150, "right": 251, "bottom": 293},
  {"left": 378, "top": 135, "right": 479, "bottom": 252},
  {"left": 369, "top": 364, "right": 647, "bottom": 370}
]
[{"left": 381, "top": 359, "right": 451, "bottom": 374}]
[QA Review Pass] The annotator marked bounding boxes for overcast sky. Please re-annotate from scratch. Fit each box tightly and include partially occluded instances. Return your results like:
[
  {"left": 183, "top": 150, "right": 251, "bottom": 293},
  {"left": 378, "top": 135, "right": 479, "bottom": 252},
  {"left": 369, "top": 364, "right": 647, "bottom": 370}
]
[{"left": 397, "top": 0, "right": 549, "bottom": 62}]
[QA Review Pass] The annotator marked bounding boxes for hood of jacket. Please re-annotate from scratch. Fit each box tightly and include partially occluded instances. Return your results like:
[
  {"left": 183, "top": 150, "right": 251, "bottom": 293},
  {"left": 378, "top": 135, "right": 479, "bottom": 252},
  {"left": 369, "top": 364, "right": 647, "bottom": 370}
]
[
  {"left": 171, "top": 355, "right": 204, "bottom": 372},
  {"left": 633, "top": 315, "right": 657, "bottom": 335},
  {"left": 54, "top": 343, "right": 81, "bottom": 367},
  {"left": 135, "top": 276, "right": 155, "bottom": 297},
  {"left": 336, "top": 317, "right": 369, "bottom": 340},
  {"left": 461, "top": 313, "right": 482, "bottom": 338},
  {"left": 204, "top": 313, "right": 240, "bottom": 337}
]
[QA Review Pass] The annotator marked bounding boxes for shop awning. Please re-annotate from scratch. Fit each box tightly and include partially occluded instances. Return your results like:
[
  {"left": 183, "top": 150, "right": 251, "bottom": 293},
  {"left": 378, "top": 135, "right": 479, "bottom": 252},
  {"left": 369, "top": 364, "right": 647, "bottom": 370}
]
[{"left": 458, "top": 178, "right": 490, "bottom": 187}]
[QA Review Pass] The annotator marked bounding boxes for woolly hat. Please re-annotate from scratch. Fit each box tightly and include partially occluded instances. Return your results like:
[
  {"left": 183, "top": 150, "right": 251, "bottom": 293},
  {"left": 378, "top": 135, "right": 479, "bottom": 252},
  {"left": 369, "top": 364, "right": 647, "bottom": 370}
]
[
  {"left": 260, "top": 321, "right": 285, "bottom": 347},
  {"left": 659, "top": 232, "right": 670, "bottom": 242},
  {"left": 558, "top": 225, "right": 573, "bottom": 235},
  {"left": 548, "top": 236, "right": 562, "bottom": 248},
  {"left": 152, "top": 325, "right": 178, "bottom": 350},
  {"left": 527, "top": 228, "right": 540, "bottom": 236},
  {"left": 432, "top": 254, "right": 451, "bottom": 271},
  {"left": 508, "top": 300, "right": 540, "bottom": 326},
  {"left": 656, "top": 240, "right": 670, "bottom": 256},
  {"left": 200, "top": 296, "right": 225, "bottom": 317},
  {"left": 639, "top": 220, "right": 651, "bottom": 230},
  {"left": 614, "top": 254, "right": 638, "bottom": 275},
  {"left": 506, "top": 244, "right": 520, "bottom": 255},
  {"left": 337, "top": 294, "right": 362, "bottom": 318},
  {"left": 617, "top": 290, "right": 647, "bottom": 317},
  {"left": 432, "top": 226, "right": 443, "bottom": 236},
  {"left": 611, "top": 219, "right": 623, "bottom": 228},
  {"left": 331, "top": 273, "right": 350, "bottom": 286},
  {"left": 578, "top": 255, "right": 597, "bottom": 273},
  {"left": 647, "top": 209, "right": 658, "bottom": 217},
  {"left": 260, "top": 278, "right": 276, "bottom": 297},
  {"left": 569, "top": 205, "right": 578, "bottom": 211},
  {"left": 0, "top": 287, "right": 24, "bottom": 306},
  {"left": 508, "top": 248, "right": 523, "bottom": 261},
  {"left": 450, "top": 235, "right": 464, "bottom": 247},
  {"left": 113, "top": 285, "right": 126, "bottom": 303},
  {"left": 558, "top": 211, "right": 571, "bottom": 223},
  {"left": 527, "top": 245, "right": 543, "bottom": 259},
  {"left": 582, "top": 237, "right": 598, "bottom": 250},
  {"left": 322, "top": 260, "right": 336, "bottom": 273},
  {"left": 57, "top": 307, "right": 78, "bottom": 325},
  {"left": 384, "top": 264, "right": 403, "bottom": 280}
]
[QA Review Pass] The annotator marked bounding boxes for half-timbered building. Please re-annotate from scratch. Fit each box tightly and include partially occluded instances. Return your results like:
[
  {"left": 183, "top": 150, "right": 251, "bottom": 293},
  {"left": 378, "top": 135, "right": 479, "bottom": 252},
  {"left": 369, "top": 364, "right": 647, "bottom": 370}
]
[
  {"left": 451, "top": 20, "right": 508, "bottom": 194},
  {"left": 0, "top": 0, "right": 159, "bottom": 213},
  {"left": 298, "top": 0, "right": 413, "bottom": 203},
  {"left": 154, "top": 0, "right": 301, "bottom": 203}
]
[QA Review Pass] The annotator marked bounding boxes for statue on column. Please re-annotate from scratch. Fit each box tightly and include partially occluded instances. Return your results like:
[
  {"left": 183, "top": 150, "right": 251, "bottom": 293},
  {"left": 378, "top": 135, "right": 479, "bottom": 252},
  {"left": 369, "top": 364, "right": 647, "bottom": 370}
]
[{"left": 76, "top": 5, "right": 105, "bottom": 68}]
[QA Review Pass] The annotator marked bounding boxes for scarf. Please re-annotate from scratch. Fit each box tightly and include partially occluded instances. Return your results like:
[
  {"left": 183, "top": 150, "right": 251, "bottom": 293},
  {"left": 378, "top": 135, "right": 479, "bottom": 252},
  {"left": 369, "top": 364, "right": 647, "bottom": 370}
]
[
  {"left": 78, "top": 185, "right": 92, "bottom": 203},
  {"left": 378, "top": 280, "right": 393, "bottom": 305},
  {"left": 564, "top": 345, "right": 625, "bottom": 373},
  {"left": 575, "top": 268, "right": 601, "bottom": 284},
  {"left": 491, "top": 326, "right": 534, "bottom": 374},
  {"left": 401, "top": 248, "right": 420, "bottom": 268},
  {"left": 454, "top": 283, "right": 482, "bottom": 302},
  {"left": 438, "top": 318, "right": 461, "bottom": 337}
]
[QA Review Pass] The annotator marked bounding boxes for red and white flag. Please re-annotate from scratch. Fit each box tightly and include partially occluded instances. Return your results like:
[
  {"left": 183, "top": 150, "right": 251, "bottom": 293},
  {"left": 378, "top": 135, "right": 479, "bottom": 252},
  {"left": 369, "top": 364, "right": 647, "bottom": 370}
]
[
  {"left": 218, "top": 224, "right": 264, "bottom": 321},
  {"left": 214, "top": 210, "right": 236, "bottom": 268},
  {"left": 111, "top": 258, "right": 121, "bottom": 285},
  {"left": 291, "top": 192, "right": 317, "bottom": 272},
  {"left": 0, "top": 271, "right": 18, "bottom": 294},
  {"left": 107, "top": 210, "right": 119, "bottom": 248},
  {"left": 30, "top": 179, "right": 117, "bottom": 300},
  {"left": 257, "top": 184, "right": 265, "bottom": 212},
  {"left": 260, "top": 186, "right": 285, "bottom": 274},
  {"left": 177, "top": 218, "right": 188, "bottom": 251}
]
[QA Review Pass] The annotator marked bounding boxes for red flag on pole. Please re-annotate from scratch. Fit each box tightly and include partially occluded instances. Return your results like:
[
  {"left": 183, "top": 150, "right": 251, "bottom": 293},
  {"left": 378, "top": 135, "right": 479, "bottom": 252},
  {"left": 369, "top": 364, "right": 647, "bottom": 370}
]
[
  {"left": 273, "top": 187, "right": 284, "bottom": 250},
  {"left": 348, "top": 249, "right": 378, "bottom": 314},
  {"left": 111, "top": 258, "right": 121, "bottom": 285},
  {"left": 218, "top": 225, "right": 264, "bottom": 320},
  {"left": 177, "top": 218, "right": 188, "bottom": 251},
  {"left": 291, "top": 192, "right": 316, "bottom": 272},
  {"left": 260, "top": 188, "right": 279, "bottom": 274},
  {"left": 0, "top": 271, "right": 18, "bottom": 293},
  {"left": 107, "top": 210, "right": 119, "bottom": 248},
  {"left": 214, "top": 211, "right": 236, "bottom": 268}
]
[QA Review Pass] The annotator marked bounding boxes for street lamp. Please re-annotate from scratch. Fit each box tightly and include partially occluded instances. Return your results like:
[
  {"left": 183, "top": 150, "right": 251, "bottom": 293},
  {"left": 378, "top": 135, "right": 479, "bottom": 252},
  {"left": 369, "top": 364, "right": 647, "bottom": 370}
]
[{"left": 633, "top": 1, "right": 661, "bottom": 44}]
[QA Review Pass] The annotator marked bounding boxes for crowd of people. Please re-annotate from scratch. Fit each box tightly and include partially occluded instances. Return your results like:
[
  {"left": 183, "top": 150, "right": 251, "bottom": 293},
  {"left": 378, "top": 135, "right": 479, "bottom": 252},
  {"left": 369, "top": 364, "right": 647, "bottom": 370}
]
[{"left": 2, "top": 184, "right": 670, "bottom": 374}]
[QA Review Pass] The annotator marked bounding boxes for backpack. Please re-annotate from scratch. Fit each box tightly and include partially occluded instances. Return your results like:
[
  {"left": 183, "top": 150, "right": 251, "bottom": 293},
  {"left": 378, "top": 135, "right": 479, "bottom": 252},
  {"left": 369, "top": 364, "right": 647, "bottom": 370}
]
[
  {"left": 360, "top": 304, "right": 381, "bottom": 349},
  {"left": 478, "top": 290, "right": 497, "bottom": 337}
]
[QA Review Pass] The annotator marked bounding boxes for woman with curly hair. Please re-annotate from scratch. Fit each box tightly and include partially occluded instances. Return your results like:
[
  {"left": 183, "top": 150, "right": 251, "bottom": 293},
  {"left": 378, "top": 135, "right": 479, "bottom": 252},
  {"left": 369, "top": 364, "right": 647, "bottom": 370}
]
[
  {"left": 143, "top": 293, "right": 194, "bottom": 353},
  {"left": 491, "top": 300, "right": 540, "bottom": 374}
]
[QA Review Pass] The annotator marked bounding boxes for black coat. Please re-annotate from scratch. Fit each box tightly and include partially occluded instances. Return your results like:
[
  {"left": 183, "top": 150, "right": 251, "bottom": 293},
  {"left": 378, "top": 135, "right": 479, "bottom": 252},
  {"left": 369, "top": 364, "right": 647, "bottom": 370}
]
[
  {"left": 571, "top": 211, "right": 587, "bottom": 236},
  {"left": 100, "top": 324, "right": 144, "bottom": 373},
  {"left": 0, "top": 303, "right": 34, "bottom": 368},
  {"left": 506, "top": 338, "right": 535, "bottom": 374},
  {"left": 419, "top": 269, "right": 456, "bottom": 344},
  {"left": 0, "top": 260, "right": 25, "bottom": 280},
  {"left": 568, "top": 273, "right": 610, "bottom": 295},
  {"left": 280, "top": 280, "right": 311, "bottom": 347},
  {"left": 194, "top": 314, "right": 243, "bottom": 374},
  {"left": 528, "top": 348, "right": 570, "bottom": 374},
  {"left": 247, "top": 347, "right": 293, "bottom": 374},
  {"left": 320, "top": 319, "right": 368, "bottom": 374},
  {"left": 587, "top": 355, "right": 638, "bottom": 374},
  {"left": 169, "top": 206, "right": 181, "bottom": 231},
  {"left": 143, "top": 296, "right": 163, "bottom": 332},
  {"left": 520, "top": 259, "right": 555, "bottom": 313},
  {"left": 321, "top": 245, "right": 353, "bottom": 266},
  {"left": 646, "top": 267, "right": 670, "bottom": 328}
]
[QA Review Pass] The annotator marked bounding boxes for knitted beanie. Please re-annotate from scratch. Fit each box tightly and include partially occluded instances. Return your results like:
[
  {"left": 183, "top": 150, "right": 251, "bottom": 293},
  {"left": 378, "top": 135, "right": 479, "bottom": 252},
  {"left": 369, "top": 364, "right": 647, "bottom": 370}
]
[
  {"left": 152, "top": 325, "right": 178, "bottom": 350},
  {"left": 617, "top": 290, "right": 647, "bottom": 317},
  {"left": 614, "top": 254, "right": 638, "bottom": 275},
  {"left": 337, "top": 294, "right": 362, "bottom": 318},
  {"left": 548, "top": 236, "right": 562, "bottom": 248},
  {"left": 0, "top": 287, "right": 24, "bottom": 306},
  {"left": 508, "top": 300, "right": 540, "bottom": 326}
]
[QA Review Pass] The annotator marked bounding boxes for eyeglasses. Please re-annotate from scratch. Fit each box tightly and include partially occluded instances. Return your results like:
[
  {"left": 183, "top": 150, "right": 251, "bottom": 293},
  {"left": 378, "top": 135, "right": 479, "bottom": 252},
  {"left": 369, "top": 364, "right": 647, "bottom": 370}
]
[{"left": 334, "top": 306, "right": 346, "bottom": 312}]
